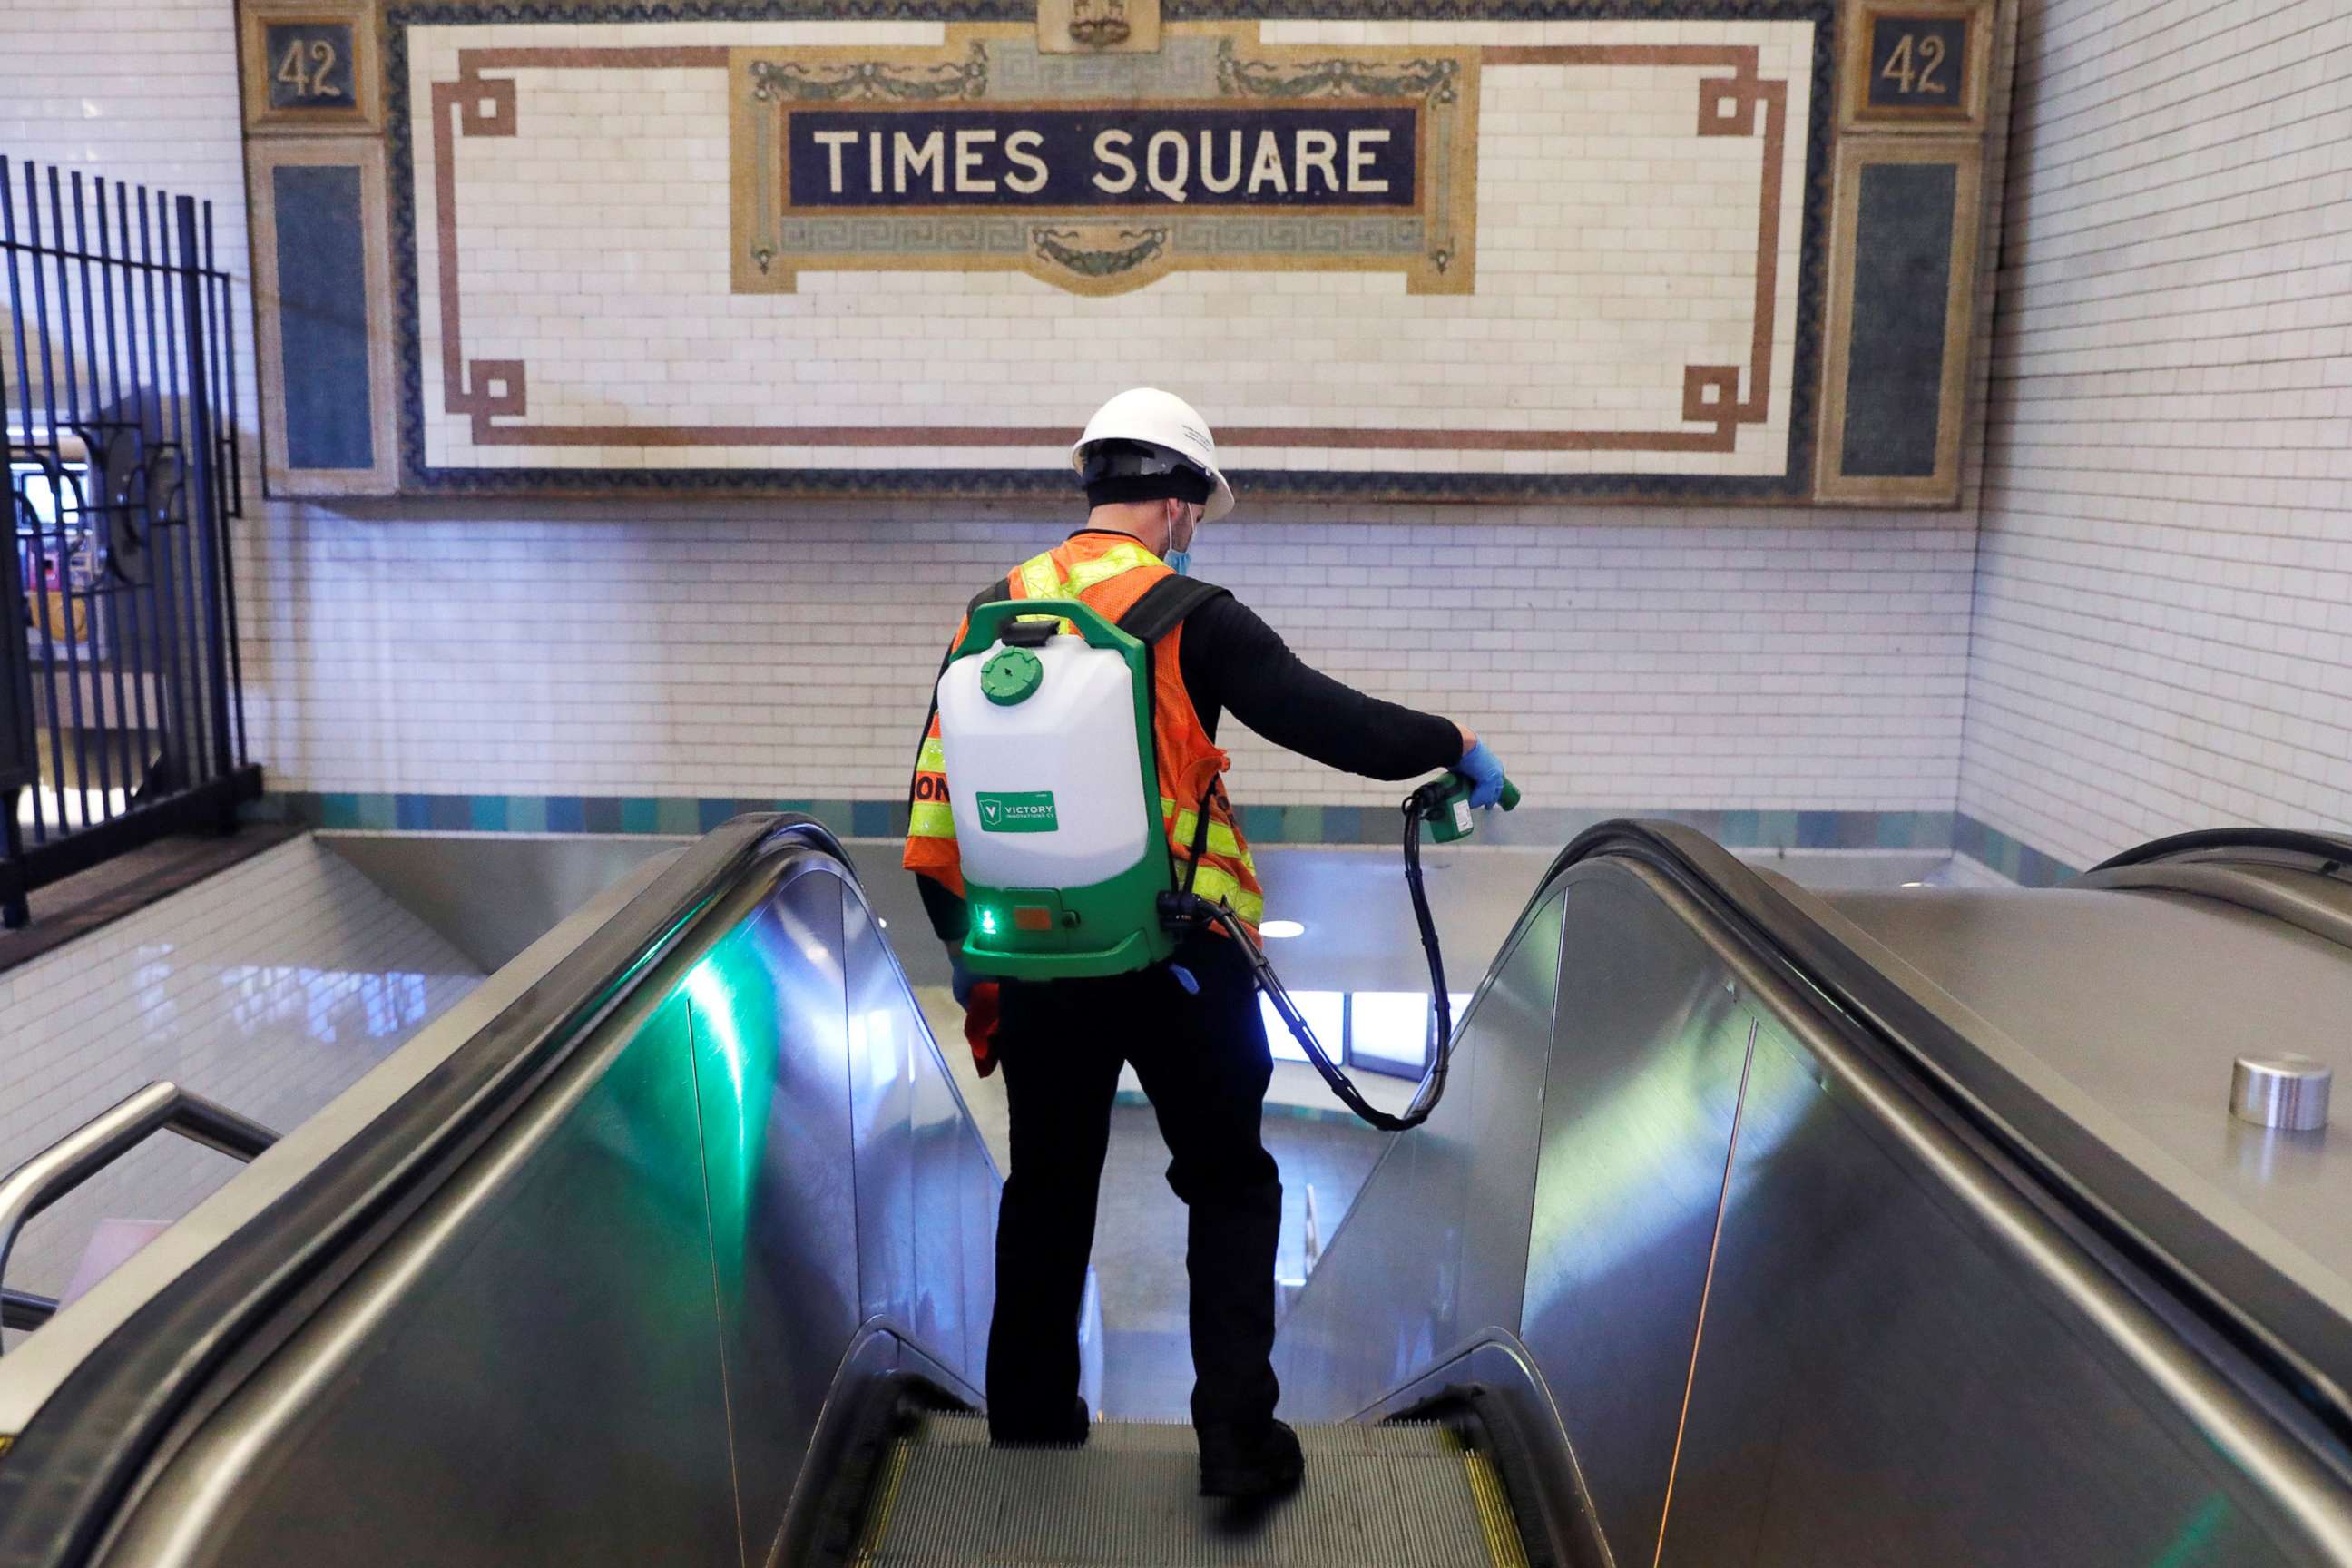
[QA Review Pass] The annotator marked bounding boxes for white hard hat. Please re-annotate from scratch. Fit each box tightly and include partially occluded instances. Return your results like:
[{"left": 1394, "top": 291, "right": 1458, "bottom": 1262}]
[{"left": 1071, "top": 387, "right": 1234, "bottom": 523}]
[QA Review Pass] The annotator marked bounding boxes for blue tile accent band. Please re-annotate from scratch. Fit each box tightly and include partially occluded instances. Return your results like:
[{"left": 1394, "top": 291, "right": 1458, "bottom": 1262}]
[
  {"left": 248, "top": 793, "right": 2079, "bottom": 881},
  {"left": 1953, "top": 813, "right": 2079, "bottom": 887}
]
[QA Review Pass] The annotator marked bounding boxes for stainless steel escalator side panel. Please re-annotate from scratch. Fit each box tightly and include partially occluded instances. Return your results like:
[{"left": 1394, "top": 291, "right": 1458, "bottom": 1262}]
[
  {"left": 0, "top": 818, "right": 1001, "bottom": 1568},
  {"left": 0, "top": 848, "right": 681, "bottom": 1437},
  {"left": 1808, "top": 879, "right": 2352, "bottom": 1415},
  {"left": 845, "top": 880, "right": 918, "bottom": 1362},
  {"left": 839, "top": 878, "right": 998, "bottom": 1405},
  {"left": 1517, "top": 860, "right": 1760, "bottom": 1568},
  {"left": 98, "top": 985, "right": 742, "bottom": 1568},
  {"left": 1278, "top": 822, "right": 2352, "bottom": 1565},
  {"left": 93, "top": 856, "right": 998, "bottom": 1568},
  {"left": 1271, "top": 888, "right": 1566, "bottom": 1421},
  {"left": 318, "top": 832, "right": 684, "bottom": 973},
  {"left": 683, "top": 867, "right": 860, "bottom": 1567},
  {"left": 1651, "top": 962, "right": 2352, "bottom": 1565}
]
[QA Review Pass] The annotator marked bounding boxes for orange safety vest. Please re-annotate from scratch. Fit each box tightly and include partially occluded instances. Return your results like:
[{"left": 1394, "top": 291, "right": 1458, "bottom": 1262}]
[{"left": 904, "top": 534, "right": 1266, "bottom": 942}]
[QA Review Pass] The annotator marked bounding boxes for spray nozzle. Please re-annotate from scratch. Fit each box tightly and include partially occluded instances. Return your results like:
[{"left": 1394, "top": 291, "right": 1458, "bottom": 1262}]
[{"left": 1408, "top": 771, "right": 1520, "bottom": 844}]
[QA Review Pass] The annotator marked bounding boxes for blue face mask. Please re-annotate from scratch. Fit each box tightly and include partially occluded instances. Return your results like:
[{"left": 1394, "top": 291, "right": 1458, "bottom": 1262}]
[{"left": 1163, "top": 504, "right": 1199, "bottom": 576}]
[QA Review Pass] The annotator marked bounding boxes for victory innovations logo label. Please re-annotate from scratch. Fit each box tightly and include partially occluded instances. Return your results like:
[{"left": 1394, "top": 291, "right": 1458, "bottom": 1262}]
[{"left": 975, "top": 790, "right": 1060, "bottom": 832}]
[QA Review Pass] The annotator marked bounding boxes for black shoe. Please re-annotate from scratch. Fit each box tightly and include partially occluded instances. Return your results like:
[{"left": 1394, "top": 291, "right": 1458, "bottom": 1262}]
[
  {"left": 1198, "top": 1419, "right": 1304, "bottom": 1499},
  {"left": 989, "top": 1395, "right": 1091, "bottom": 1447}
]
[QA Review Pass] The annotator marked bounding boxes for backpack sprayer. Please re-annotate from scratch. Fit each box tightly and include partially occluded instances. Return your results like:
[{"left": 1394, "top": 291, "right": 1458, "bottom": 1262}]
[{"left": 936, "top": 598, "right": 1518, "bottom": 1133}]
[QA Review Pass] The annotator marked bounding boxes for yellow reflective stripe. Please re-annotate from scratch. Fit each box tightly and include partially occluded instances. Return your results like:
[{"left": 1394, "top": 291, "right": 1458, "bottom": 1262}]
[
  {"left": 1016, "top": 555, "right": 1063, "bottom": 601},
  {"left": 1171, "top": 811, "right": 1245, "bottom": 861},
  {"left": 1191, "top": 866, "right": 1265, "bottom": 924},
  {"left": 1160, "top": 799, "right": 1247, "bottom": 860},
  {"left": 1013, "top": 544, "right": 1157, "bottom": 606},
  {"left": 1063, "top": 562, "right": 1123, "bottom": 593},
  {"left": 1065, "top": 544, "right": 1155, "bottom": 593},
  {"left": 1191, "top": 864, "right": 1240, "bottom": 900},
  {"left": 1011, "top": 551, "right": 1077, "bottom": 636},
  {"left": 907, "top": 800, "right": 956, "bottom": 839},
  {"left": 916, "top": 738, "right": 946, "bottom": 773}
]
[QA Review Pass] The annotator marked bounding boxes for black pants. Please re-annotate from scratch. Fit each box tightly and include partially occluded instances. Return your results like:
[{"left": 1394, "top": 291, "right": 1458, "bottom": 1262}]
[{"left": 985, "top": 930, "right": 1283, "bottom": 1441}]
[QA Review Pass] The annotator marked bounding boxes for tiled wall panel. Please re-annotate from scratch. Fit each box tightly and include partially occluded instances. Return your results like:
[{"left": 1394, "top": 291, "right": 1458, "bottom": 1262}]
[
  {"left": 402, "top": 17, "right": 1816, "bottom": 486},
  {"left": 1962, "top": 0, "right": 2352, "bottom": 868},
  {"left": 0, "top": 838, "right": 480, "bottom": 1306},
  {"left": 238, "top": 503, "right": 1975, "bottom": 812}
]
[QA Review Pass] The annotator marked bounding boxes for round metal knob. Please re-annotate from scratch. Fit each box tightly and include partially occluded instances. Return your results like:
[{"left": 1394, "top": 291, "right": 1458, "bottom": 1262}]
[{"left": 2230, "top": 1054, "right": 2333, "bottom": 1132}]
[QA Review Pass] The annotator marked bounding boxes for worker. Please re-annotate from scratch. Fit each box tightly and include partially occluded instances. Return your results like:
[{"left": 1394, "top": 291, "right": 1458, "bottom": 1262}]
[{"left": 903, "top": 387, "right": 1508, "bottom": 1501}]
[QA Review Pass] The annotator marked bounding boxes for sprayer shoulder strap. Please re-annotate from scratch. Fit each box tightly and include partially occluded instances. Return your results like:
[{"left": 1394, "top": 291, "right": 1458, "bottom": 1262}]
[
  {"left": 966, "top": 568, "right": 1225, "bottom": 641},
  {"left": 1117, "top": 575, "right": 1230, "bottom": 645},
  {"left": 1109, "top": 576, "right": 1233, "bottom": 902}
]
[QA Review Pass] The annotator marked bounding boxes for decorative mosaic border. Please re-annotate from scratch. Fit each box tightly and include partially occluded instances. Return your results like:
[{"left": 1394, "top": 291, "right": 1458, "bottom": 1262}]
[
  {"left": 429, "top": 33, "right": 1779, "bottom": 452},
  {"left": 380, "top": 0, "right": 1837, "bottom": 504}
]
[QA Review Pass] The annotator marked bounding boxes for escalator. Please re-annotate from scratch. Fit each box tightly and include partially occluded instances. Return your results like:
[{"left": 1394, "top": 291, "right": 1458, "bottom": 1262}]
[{"left": 0, "top": 814, "right": 2347, "bottom": 1566}]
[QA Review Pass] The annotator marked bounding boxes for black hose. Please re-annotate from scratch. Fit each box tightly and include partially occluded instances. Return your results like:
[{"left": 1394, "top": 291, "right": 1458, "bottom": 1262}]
[{"left": 1181, "top": 782, "right": 1462, "bottom": 1134}]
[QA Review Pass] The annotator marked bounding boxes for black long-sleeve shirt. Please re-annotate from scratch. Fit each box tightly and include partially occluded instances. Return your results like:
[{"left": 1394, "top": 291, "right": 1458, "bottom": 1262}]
[
  {"left": 917, "top": 539, "right": 1462, "bottom": 941},
  {"left": 1172, "top": 591, "right": 1462, "bottom": 779}
]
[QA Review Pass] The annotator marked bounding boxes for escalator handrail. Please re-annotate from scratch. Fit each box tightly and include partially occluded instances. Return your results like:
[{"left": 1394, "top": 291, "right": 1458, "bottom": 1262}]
[
  {"left": 2089, "top": 828, "right": 2352, "bottom": 875},
  {"left": 1540, "top": 819, "right": 2352, "bottom": 1456},
  {"left": 0, "top": 813, "right": 851, "bottom": 1567},
  {"left": 2, "top": 1289, "right": 57, "bottom": 1335}
]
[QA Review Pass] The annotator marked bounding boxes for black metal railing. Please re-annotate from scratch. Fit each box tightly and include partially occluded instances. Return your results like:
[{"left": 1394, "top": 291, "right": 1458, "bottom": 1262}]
[{"left": 2, "top": 157, "right": 260, "bottom": 928}]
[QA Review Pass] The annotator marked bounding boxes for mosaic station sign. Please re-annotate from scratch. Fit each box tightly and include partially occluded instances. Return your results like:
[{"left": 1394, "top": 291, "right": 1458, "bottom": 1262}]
[
  {"left": 729, "top": 31, "right": 1476, "bottom": 298},
  {"left": 782, "top": 109, "right": 1419, "bottom": 209}
]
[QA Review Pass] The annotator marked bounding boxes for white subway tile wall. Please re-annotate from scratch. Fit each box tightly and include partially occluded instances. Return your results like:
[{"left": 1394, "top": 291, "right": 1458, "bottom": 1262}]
[
  {"left": 1963, "top": 0, "right": 2352, "bottom": 868},
  {"left": 2, "top": 0, "right": 2015, "bottom": 825},
  {"left": 0, "top": 838, "right": 481, "bottom": 1308},
  {"left": 243, "top": 504, "right": 1976, "bottom": 809}
]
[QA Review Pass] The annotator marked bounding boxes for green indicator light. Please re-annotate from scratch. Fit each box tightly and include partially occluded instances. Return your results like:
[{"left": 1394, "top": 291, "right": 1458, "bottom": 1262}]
[{"left": 979, "top": 907, "right": 999, "bottom": 936}]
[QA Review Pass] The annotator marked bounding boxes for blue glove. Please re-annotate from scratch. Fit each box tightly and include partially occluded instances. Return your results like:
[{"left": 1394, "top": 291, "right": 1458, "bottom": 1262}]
[
  {"left": 947, "top": 946, "right": 977, "bottom": 1006},
  {"left": 1458, "top": 739, "right": 1508, "bottom": 809}
]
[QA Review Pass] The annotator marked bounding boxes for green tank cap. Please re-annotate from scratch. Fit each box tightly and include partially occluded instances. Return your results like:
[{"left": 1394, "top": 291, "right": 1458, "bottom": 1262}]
[{"left": 981, "top": 646, "right": 1045, "bottom": 706}]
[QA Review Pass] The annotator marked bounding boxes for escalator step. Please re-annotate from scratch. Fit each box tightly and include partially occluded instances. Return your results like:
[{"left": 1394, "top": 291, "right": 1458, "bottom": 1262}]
[
  {"left": 1395, "top": 1447, "right": 1532, "bottom": 1568},
  {"left": 910, "top": 1414, "right": 1467, "bottom": 1457},
  {"left": 855, "top": 1420, "right": 1512, "bottom": 1567}
]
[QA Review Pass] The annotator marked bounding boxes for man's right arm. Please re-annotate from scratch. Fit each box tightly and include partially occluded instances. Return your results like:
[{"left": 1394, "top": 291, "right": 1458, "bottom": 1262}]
[{"left": 1179, "top": 594, "right": 1471, "bottom": 781}]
